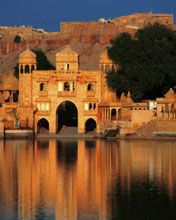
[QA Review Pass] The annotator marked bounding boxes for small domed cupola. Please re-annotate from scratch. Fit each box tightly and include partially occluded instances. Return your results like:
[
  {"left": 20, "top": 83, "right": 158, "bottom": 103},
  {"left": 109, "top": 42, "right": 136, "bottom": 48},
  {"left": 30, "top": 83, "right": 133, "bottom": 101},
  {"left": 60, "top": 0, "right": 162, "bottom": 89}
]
[
  {"left": 56, "top": 45, "right": 78, "bottom": 72},
  {"left": 99, "top": 50, "right": 114, "bottom": 73},
  {"left": 19, "top": 48, "right": 37, "bottom": 74},
  {"left": 164, "top": 88, "right": 176, "bottom": 101}
]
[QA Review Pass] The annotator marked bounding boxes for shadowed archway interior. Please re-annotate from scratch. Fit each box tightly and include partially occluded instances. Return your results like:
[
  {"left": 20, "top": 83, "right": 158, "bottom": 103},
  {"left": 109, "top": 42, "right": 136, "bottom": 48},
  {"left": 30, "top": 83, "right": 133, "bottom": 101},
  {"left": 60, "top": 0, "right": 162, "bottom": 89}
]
[
  {"left": 56, "top": 101, "right": 78, "bottom": 133},
  {"left": 37, "top": 118, "right": 49, "bottom": 134},
  {"left": 85, "top": 118, "right": 96, "bottom": 133}
]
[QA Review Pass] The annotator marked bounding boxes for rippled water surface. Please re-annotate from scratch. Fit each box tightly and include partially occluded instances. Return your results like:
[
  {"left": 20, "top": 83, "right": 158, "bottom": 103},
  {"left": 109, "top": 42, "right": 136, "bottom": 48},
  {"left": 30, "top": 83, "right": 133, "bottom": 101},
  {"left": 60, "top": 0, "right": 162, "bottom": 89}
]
[{"left": 0, "top": 139, "right": 176, "bottom": 220}]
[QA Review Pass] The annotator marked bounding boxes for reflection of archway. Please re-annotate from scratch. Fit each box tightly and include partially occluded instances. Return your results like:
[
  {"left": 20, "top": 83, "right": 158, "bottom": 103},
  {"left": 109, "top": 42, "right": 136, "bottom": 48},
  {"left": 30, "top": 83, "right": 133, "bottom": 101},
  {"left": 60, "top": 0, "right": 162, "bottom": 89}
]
[
  {"left": 56, "top": 101, "right": 78, "bottom": 132},
  {"left": 85, "top": 118, "right": 96, "bottom": 133},
  {"left": 37, "top": 118, "right": 49, "bottom": 134},
  {"left": 111, "top": 108, "right": 117, "bottom": 120}
]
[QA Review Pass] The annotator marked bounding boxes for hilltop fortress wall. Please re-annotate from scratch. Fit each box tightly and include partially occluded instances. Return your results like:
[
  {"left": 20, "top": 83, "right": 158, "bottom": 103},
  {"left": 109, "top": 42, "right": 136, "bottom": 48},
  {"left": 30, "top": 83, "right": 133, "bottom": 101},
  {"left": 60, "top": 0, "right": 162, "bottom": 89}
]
[
  {"left": 0, "top": 13, "right": 174, "bottom": 38},
  {"left": 0, "top": 13, "right": 175, "bottom": 73},
  {"left": 60, "top": 13, "right": 174, "bottom": 34}
]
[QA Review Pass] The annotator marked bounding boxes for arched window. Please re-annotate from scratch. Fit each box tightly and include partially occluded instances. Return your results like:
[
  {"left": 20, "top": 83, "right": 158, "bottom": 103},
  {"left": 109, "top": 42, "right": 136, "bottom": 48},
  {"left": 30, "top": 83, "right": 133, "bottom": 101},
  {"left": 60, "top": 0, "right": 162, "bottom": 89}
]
[
  {"left": 13, "top": 91, "right": 19, "bottom": 102},
  {"left": 89, "top": 103, "right": 93, "bottom": 110},
  {"left": 111, "top": 108, "right": 117, "bottom": 120},
  {"left": 40, "top": 82, "right": 46, "bottom": 91},
  {"left": 87, "top": 83, "right": 93, "bottom": 91},
  {"left": 64, "top": 63, "right": 70, "bottom": 71},
  {"left": 20, "top": 65, "right": 23, "bottom": 74},
  {"left": 72, "top": 82, "right": 75, "bottom": 91},
  {"left": 93, "top": 103, "right": 96, "bottom": 110},
  {"left": 24, "top": 65, "right": 30, "bottom": 73},
  {"left": 67, "top": 64, "right": 70, "bottom": 71},
  {"left": 64, "top": 82, "right": 70, "bottom": 91}
]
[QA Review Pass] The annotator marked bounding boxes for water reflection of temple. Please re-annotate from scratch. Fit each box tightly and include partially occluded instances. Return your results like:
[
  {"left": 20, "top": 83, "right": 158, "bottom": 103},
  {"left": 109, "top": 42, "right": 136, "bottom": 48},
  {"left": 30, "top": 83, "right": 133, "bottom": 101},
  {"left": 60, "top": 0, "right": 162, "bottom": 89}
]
[{"left": 0, "top": 139, "right": 176, "bottom": 219}]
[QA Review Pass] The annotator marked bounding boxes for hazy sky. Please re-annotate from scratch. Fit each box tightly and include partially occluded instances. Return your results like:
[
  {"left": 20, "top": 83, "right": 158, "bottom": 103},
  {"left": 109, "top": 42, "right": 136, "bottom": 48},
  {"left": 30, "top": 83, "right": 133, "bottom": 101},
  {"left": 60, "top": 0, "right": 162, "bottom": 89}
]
[{"left": 1, "top": 0, "right": 176, "bottom": 31}]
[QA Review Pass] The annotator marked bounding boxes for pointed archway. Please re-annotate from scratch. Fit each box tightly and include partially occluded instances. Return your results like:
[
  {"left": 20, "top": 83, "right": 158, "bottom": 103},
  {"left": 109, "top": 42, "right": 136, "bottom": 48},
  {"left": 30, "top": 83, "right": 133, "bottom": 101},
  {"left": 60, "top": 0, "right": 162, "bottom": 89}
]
[
  {"left": 85, "top": 118, "right": 97, "bottom": 133},
  {"left": 56, "top": 101, "right": 78, "bottom": 133}
]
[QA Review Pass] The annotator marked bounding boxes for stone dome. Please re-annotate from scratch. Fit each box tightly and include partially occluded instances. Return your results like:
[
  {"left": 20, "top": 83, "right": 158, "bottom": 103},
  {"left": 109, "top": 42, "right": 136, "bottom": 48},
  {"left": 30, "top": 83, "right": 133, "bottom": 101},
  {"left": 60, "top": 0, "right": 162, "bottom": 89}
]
[
  {"left": 2, "top": 73, "right": 19, "bottom": 90},
  {"left": 99, "top": 50, "right": 113, "bottom": 64},
  {"left": 164, "top": 88, "right": 175, "bottom": 100},
  {"left": 19, "top": 48, "right": 36, "bottom": 64},
  {"left": 56, "top": 45, "right": 78, "bottom": 62}
]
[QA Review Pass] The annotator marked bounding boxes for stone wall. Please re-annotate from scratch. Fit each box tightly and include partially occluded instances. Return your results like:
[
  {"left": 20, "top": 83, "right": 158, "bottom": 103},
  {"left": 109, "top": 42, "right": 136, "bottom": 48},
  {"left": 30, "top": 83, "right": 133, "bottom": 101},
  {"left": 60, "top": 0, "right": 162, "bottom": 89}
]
[
  {"left": 131, "top": 110, "right": 154, "bottom": 130},
  {"left": 60, "top": 13, "right": 174, "bottom": 34}
]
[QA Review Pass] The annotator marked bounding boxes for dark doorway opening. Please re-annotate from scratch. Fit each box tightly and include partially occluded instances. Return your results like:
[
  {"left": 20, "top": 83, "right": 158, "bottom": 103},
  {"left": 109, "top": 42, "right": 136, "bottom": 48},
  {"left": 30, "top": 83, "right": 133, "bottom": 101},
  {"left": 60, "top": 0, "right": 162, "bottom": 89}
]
[
  {"left": 111, "top": 108, "right": 117, "bottom": 120},
  {"left": 37, "top": 118, "right": 49, "bottom": 134},
  {"left": 57, "top": 101, "right": 78, "bottom": 133},
  {"left": 85, "top": 118, "right": 96, "bottom": 133}
]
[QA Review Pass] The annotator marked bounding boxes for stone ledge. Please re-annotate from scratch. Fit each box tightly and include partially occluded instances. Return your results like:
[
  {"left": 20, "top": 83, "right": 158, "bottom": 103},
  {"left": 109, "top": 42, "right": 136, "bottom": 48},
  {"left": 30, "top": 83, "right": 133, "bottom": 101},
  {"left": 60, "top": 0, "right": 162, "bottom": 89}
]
[{"left": 5, "top": 130, "right": 33, "bottom": 138}]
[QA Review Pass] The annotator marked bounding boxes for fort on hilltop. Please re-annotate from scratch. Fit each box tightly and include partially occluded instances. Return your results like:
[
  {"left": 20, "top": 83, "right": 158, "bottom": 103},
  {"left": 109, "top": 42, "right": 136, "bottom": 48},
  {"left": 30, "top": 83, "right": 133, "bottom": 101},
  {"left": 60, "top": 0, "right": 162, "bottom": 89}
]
[
  {"left": 60, "top": 13, "right": 174, "bottom": 34},
  {"left": 0, "top": 13, "right": 175, "bottom": 75}
]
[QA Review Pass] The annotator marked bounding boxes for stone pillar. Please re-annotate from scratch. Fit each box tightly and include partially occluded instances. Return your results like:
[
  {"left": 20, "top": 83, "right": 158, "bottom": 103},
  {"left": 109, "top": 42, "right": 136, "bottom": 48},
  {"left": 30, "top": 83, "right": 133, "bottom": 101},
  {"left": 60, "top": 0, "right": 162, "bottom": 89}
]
[
  {"left": 10, "top": 91, "right": 13, "bottom": 103},
  {"left": 70, "top": 82, "right": 73, "bottom": 91},
  {"left": 103, "top": 109, "right": 105, "bottom": 120},
  {"left": 7, "top": 42, "right": 9, "bottom": 54},
  {"left": 0, "top": 121, "right": 4, "bottom": 138},
  {"left": 108, "top": 109, "right": 111, "bottom": 119}
]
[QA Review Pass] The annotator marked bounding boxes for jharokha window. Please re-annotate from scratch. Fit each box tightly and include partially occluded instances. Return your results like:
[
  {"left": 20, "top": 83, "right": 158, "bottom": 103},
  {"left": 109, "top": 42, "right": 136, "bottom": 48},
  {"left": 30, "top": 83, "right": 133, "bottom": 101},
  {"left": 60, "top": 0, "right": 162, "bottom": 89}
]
[
  {"left": 87, "top": 83, "right": 93, "bottom": 91},
  {"left": 39, "top": 82, "right": 47, "bottom": 91},
  {"left": 64, "top": 82, "right": 70, "bottom": 91}
]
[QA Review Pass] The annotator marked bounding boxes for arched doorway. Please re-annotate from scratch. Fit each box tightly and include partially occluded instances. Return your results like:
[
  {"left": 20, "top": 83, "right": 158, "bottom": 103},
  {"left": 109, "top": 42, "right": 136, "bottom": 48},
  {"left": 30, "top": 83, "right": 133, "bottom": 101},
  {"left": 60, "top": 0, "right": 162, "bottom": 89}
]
[
  {"left": 85, "top": 118, "right": 96, "bottom": 133},
  {"left": 56, "top": 101, "right": 78, "bottom": 133},
  {"left": 37, "top": 118, "right": 49, "bottom": 134}
]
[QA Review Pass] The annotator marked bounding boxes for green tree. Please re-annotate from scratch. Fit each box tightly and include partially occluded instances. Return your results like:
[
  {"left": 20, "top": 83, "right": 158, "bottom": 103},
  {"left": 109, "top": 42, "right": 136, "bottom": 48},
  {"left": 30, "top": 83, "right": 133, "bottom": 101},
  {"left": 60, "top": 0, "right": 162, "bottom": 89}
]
[
  {"left": 32, "top": 49, "right": 55, "bottom": 70},
  {"left": 106, "top": 23, "right": 176, "bottom": 101},
  {"left": 14, "top": 49, "right": 55, "bottom": 78}
]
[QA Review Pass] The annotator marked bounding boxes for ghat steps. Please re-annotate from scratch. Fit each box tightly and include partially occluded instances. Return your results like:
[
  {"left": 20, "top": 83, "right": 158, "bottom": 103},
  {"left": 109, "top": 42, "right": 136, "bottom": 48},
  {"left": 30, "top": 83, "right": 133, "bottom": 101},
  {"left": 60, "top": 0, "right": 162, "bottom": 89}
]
[{"left": 131, "top": 119, "right": 176, "bottom": 138}]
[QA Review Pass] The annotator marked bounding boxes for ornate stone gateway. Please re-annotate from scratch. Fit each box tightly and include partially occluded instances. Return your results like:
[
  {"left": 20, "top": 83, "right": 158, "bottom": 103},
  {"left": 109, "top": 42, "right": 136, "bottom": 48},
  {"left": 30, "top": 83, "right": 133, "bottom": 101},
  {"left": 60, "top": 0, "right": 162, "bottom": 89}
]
[{"left": 56, "top": 101, "right": 78, "bottom": 133}]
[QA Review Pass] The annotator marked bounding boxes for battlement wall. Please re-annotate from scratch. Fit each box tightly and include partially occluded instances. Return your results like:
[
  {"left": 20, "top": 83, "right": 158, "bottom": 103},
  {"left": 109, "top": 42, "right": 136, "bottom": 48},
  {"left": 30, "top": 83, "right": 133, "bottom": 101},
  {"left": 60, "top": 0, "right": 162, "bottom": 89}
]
[
  {"left": 114, "top": 13, "right": 173, "bottom": 27},
  {"left": 0, "top": 26, "right": 50, "bottom": 39},
  {"left": 60, "top": 13, "right": 174, "bottom": 34},
  {"left": 0, "top": 13, "right": 174, "bottom": 39}
]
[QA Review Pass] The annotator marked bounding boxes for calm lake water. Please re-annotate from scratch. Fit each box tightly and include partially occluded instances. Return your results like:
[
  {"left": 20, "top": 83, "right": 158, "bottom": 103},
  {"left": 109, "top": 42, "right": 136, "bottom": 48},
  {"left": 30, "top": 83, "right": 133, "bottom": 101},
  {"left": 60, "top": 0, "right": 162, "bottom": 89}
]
[{"left": 0, "top": 139, "right": 176, "bottom": 220}]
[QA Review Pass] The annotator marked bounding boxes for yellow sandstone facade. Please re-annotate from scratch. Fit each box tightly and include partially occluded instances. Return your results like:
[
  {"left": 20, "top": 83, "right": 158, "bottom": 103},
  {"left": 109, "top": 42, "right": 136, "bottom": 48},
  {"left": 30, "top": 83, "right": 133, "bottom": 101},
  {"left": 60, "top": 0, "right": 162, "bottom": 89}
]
[
  {"left": 0, "top": 45, "right": 117, "bottom": 134},
  {"left": 0, "top": 44, "right": 176, "bottom": 136}
]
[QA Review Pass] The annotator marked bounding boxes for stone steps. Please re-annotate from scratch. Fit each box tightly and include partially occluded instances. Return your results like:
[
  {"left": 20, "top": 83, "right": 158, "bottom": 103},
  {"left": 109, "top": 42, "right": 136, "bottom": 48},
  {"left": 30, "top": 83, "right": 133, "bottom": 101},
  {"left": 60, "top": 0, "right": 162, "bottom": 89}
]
[
  {"left": 58, "top": 126, "right": 78, "bottom": 135},
  {"left": 132, "top": 120, "right": 176, "bottom": 138}
]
